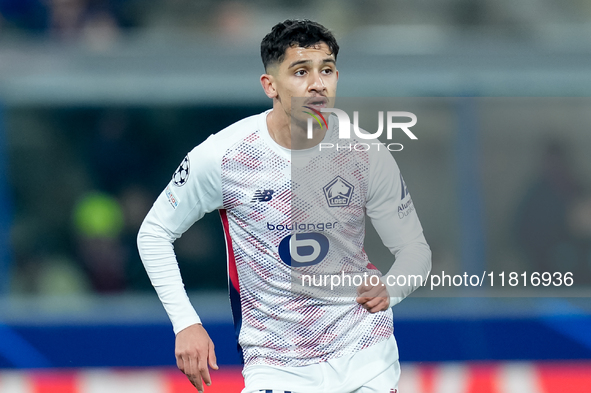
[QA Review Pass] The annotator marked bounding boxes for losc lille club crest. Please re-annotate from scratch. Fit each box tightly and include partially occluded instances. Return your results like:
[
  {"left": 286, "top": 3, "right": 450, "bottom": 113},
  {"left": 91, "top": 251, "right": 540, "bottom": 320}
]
[{"left": 323, "top": 176, "right": 354, "bottom": 207}]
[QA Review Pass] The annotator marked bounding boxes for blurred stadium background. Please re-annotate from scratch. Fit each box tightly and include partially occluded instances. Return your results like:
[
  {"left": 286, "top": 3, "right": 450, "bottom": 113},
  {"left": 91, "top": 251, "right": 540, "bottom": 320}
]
[{"left": 1, "top": 0, "right": 591, "bottom": 392}]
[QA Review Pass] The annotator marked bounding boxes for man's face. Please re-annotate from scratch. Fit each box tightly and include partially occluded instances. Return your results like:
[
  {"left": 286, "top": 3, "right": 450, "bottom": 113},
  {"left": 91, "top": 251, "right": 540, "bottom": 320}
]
[{"left": 267, "top": 42, "right": 338, "bottom": 124}]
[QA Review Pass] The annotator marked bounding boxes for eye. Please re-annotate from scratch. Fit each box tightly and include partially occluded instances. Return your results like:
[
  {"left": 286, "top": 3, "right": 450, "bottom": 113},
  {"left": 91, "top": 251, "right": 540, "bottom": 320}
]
[
  {"left": 295, "top": 69, "right": 307, "bottom": 76},
  {"left": 322, "top": 68, "right": 334, "bottom": 75}
]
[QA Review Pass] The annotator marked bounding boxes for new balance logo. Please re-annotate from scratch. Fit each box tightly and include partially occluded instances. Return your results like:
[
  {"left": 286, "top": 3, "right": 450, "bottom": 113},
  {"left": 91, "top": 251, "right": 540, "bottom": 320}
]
[{"left": 251, "top": 189, "right": 274, "bottom": 202}]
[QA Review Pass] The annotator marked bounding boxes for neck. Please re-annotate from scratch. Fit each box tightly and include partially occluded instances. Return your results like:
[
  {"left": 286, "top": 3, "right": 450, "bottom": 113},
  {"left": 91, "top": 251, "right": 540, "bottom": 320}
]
[{"left": 267, "top": 107, "right": 326, "bottom": 150}]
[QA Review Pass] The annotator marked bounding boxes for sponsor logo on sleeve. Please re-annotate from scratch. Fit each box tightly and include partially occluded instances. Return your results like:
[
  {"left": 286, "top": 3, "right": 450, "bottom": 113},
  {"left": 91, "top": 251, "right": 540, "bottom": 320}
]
[
  {"left": 398, "top": 198, "right": 414, "bottom": 219},
  {"left": 165, "top": 185, "right": 180, "bottom": 209}
]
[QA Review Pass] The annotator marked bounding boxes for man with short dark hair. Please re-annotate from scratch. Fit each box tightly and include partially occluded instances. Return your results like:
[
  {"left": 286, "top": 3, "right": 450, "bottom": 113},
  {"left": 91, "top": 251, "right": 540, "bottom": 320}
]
[{"left": 138, "top": 19, "right": 431, "bottom": 393}]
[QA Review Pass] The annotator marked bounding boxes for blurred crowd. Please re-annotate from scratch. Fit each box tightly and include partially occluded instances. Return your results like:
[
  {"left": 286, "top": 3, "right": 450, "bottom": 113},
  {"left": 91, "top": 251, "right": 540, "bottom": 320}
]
[
  {"left": 0, "top": 0, "right": 130, "bottom": 43},
  {"left": 8, "top": 106, "right": 267, "bottom": 295},
  {"left": 2, "top": 0, "right": 591, "bottom": 46},
  {"left": 514, "top": 141, "right": 591, "bottom": 285}
]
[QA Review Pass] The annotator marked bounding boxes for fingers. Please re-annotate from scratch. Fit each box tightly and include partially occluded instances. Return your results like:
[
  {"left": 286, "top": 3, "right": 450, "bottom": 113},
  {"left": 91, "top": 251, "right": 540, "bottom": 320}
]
[
  {"left": 208, "top": 340, "right": 219, "bottom": 370},
  {"left": 357, "top": 296, "right": 387, "bottom": 310},
  {"left": 176, "top": 350, "right": 214, "bottom": 393},
  {"left": 356, "top": 283, "right": 372, "bottom": 296},
  {"left": 364, "top": 297, "right": 389, "bottom": 312},
  {"left": 175, "top": 324, "right": 217, "bottom": 392},
  {"left": 175, "top": 354, "right": 203, "bottom": 392},
  {"left": 176, "top": 355, "right": 184, "bottom": 374},
  {"left": 359, "top": 296, "right": 389, "bottom": 313},
  {"left": 356, "top": 282, "right": 390, "bottom": 313},
  {"left": 356, "top": 283, "right": 384, "bottom": 301},
  {"left": 189, "top": 356, "right": 205, "bottom": 392},
  {"left": 198, "top": 354, "right": 212, "bottom": 389},
  {"left": 356, "top": 283, "right": 379, "bottom": 304}
]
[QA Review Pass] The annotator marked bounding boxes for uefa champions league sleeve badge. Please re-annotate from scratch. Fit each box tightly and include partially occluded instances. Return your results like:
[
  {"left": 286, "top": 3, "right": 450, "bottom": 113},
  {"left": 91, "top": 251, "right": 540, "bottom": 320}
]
[{"left": 172, "top": 155, "right": 190, "bottom": 187}]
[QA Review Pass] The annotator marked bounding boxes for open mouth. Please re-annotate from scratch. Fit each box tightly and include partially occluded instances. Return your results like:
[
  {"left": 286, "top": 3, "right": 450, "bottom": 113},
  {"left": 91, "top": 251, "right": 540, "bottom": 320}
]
[{"left": 305, "top": 97, "right": 328, "bottom": 109}]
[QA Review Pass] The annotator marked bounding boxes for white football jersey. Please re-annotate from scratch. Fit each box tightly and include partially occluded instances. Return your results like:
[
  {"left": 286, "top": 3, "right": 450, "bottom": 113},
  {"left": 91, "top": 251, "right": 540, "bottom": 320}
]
[{"left": 137, "top": 110, "right": 431, "bottom": 368}]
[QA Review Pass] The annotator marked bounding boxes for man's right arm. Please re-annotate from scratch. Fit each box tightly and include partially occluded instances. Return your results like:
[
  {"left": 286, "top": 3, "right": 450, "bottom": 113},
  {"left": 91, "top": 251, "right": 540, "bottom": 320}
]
[
  {"left": 137, "top": 136, "right": 223, "bottom": 333},
  {"left": 137, "top": 136, "right": 223, "bottom": 391}
]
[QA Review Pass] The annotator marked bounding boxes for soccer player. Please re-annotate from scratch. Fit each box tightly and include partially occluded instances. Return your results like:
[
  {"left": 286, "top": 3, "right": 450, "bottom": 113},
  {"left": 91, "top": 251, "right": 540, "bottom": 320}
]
[{"left": 137, "top": 19, "right": 431, "bottom": 393}]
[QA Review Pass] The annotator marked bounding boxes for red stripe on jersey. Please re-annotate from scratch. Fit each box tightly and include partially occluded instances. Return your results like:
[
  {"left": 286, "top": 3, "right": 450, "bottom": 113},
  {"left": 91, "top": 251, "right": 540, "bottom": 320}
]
[
  {"left": 366, "top": 262, "right": 379, "bottom": 270},
  {"left": 220, "top": 209, "right": 240, "bottom": 293}
]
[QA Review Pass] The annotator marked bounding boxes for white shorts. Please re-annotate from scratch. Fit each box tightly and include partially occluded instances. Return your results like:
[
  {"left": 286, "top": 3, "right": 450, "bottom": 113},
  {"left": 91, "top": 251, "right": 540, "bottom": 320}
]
[{"left": 241, "top": 335, "right": 400, "bottom": 393}]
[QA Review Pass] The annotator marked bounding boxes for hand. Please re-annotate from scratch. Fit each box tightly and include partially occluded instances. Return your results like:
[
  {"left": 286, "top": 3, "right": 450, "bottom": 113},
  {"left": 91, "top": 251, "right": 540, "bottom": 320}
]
[
  {"left": 175, "top": 323, "right": 218, "bottom": 392},
  {"left": 356, "top": 280, "right": 390, "bottom": 313}
]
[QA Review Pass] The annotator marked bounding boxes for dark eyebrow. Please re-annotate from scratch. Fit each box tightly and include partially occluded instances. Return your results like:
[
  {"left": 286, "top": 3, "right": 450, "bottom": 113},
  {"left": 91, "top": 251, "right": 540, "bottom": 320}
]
[{"left": 288, "top": 58, "right": 336, "bottom": 69}]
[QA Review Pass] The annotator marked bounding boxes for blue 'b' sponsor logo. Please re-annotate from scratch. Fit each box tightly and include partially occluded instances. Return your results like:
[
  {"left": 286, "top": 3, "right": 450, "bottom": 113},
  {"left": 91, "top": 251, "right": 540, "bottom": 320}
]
[{"left": 278, "top": 233, "right": 329, "bottom": 267}]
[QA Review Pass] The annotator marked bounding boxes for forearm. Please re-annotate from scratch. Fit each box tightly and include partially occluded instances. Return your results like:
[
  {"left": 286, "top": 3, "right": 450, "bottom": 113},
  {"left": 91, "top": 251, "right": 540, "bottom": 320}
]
[
  {"left": 381, "top": 235, "right": 432, "bottom": 307},
  {"left": 137, "top": 217, "right": 201, "bottom": 334}
]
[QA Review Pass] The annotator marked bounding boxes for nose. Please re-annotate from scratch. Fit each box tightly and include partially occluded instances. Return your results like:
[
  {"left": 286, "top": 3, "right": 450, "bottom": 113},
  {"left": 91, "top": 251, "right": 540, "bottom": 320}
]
[{"left": 308, "top": 70, "right": 326, "bottom": 93}]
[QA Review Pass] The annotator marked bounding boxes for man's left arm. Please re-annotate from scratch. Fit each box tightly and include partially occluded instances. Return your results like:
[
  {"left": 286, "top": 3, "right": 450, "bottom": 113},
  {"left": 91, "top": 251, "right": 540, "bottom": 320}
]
[{"left": 357, "top": 145, "right": 432, "bottom": 312}]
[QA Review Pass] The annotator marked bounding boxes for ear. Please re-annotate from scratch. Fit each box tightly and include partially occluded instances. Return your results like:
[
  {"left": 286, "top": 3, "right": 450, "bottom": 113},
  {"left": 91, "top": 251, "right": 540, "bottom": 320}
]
[{"left": 260, "top": 74, "right": 277, "bottom": 99}]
